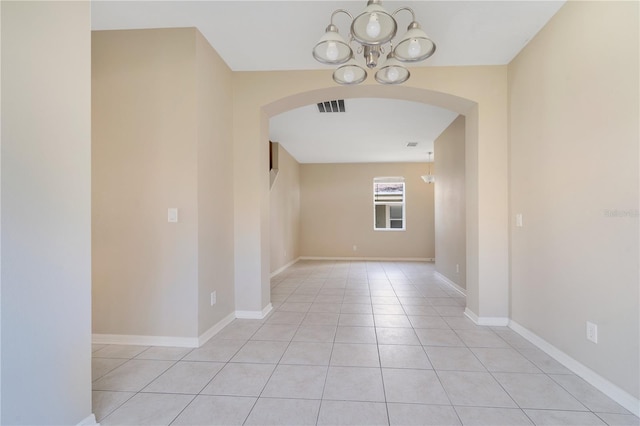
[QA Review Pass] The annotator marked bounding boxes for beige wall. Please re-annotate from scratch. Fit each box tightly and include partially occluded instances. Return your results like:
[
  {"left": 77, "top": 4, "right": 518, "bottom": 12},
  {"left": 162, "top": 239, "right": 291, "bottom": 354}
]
[
  {"left": 195, "top": 31, "right": 235, "bottom": 335},
  {"left": 509, "top": 1, "right": 639, "bottom": 399},
  {"left": 269, "top": 144, "right": 300, "bottom": 273},
  {"left": 1, "top": 1, "right": 92, "bottom": 423},
  {"left": 233, "top": 67, "right": 509, "bottom": 319},
  {"left": 435, "top": 116, "right": 466, "bottom": 289},
  {"left": 300, "top": 163, "right": 434, "bottom": 259},
  {"left": 93, "top": 28, "right": 235, "bottom": 339}
]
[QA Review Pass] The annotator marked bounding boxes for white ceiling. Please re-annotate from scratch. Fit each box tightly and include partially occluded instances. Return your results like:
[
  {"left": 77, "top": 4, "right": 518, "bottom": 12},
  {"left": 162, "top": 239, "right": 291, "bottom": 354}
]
[
  {"left": 270, "top": 99, "right": 458, "bottom": 163},
  {"left": 91, "top": 0, "right": 565, "bottom": 163}
]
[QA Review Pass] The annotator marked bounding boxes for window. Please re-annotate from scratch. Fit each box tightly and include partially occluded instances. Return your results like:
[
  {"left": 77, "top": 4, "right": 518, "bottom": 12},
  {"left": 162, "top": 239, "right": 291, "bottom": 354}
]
[{"left": 374, "top": 177, "right": 405, "bottom": 231}]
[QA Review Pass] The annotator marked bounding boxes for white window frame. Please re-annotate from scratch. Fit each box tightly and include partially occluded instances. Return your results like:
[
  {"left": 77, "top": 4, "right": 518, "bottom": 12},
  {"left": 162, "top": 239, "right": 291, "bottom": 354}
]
[{"left": 373, "top": 177, "right": 406, "bottom": 231}]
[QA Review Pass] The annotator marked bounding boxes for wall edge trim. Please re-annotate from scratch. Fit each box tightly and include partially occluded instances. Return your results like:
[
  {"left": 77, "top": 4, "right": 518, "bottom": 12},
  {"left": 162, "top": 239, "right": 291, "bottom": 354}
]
[
  {"left": 509, "top": 320, "right": 640, "bottom": 417},
  {"left": 236, "top": 303, "right": 273, "bottom": 320},
  {"left": 464, "top": 308, "right": 509, "bottom": 326},
  {"left": 435, "top": 271, "right": 466, "bottom": 296},
  {"left": 270, "top": 257, "right": 301, "bottom": 278},
  {"left": 299, "top": 256, "right": 434, "bottom": 262},
  {"left": 198, "top": 312, "right": 236, "bottom": 346},
  {"left": 92, "top": 333, "right": 198, "bottom": 348}
]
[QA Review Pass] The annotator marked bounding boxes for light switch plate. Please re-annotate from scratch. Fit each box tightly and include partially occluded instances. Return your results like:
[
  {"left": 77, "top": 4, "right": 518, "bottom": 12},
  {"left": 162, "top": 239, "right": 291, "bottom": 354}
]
[{"left": 168, "top": 208, "right": 178, "bottom": 223}]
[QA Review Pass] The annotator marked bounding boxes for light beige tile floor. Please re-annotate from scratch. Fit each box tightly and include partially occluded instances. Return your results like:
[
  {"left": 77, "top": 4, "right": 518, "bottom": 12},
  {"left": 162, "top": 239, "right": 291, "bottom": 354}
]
[{"left": 93, "top": 260, "right": 639, "bottom": 425}]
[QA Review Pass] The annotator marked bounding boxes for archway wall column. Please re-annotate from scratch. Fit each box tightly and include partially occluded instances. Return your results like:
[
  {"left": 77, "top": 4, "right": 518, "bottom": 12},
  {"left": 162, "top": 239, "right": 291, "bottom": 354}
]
[{"left": 232, "top": 66, "right": 509, "bottom": 321}]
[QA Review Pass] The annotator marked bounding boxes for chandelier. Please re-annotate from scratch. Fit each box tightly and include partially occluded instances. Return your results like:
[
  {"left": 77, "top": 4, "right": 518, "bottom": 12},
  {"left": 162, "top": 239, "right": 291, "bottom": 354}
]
[
  {"left": 421, "top": 151, "right": 435, "bottom": 184},
  {"left": 312, "top": 0, "right": 436, "bottom": 85}
]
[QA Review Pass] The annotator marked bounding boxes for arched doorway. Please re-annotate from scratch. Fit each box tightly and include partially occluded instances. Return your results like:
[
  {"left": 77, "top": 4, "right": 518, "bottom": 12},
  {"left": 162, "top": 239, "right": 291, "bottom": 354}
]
[{"left": 232, "top": 70, "right": 509, "bottom": 325}]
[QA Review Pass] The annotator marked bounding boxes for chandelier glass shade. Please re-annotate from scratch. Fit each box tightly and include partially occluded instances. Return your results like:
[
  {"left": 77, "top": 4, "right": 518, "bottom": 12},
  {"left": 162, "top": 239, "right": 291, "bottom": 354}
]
[{"left": 312, "top": 0, "right": 436, "bottom": 85}]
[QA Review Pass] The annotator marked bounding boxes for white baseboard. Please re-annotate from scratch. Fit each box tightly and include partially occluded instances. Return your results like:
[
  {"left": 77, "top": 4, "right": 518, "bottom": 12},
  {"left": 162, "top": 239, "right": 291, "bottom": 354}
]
[
  {"left": 434, "top": 271, "right": 466, "bottom": 296},
  {"left": 299, "top": 256, "right": 433, "bottom": 262},
  {"left": 198, "top": 312, "right": 236, "bottom": 346},
  {"left": 270, "top": 257, "right": 300, "bottom": 278},
  {"left": 464, "top": 308, "right": 510, "bottom": 326},
  {"left": 77, "top": 414, "right": 98, "bottom": 426},
  {"left": 92, "top": 333, "right": 199, "bottom": 348},
  {"left": 93, "top": 311, "right": 237, "bottom": 348},
  {"left": 509, "top": 320, "right": 640, "bottom": 417},
  {"left": 236, "top": 303, "right": 273, "bottom": 320}
]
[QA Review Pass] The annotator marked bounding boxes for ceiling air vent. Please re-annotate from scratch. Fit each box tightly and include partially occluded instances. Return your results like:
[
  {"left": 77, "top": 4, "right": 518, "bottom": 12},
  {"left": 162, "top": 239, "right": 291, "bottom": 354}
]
[
  {"left": 406, "top": 142, "right": 419, "bottom": 147},
  {"left": 317, "top": 99, "right": 345, "bottom": 113}
]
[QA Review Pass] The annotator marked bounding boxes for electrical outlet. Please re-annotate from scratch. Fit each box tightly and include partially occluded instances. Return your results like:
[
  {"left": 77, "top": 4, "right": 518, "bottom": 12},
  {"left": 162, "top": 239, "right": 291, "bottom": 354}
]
[
  {"left": 353, "top": 245, "right": 357, "bottom": 251},
  {"left": 284, "top": 250, "right": 287, "bottom": 258},
  {"left": 586, "top": 321, "right": 598, "bottom": 343},
  {"left": 515, "top": 213, "right": 523, "bottom": 227},
  {"left": 210, "top": 291, "right": 217, "bottom": 306},
  {"left": 456, "top": 264, "right": 460, "bottom": 273}
]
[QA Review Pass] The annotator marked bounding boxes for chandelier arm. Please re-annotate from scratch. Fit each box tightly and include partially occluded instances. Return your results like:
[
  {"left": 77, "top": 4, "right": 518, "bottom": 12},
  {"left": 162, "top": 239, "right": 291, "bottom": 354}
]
[
  {"left": 330, "top": 9, "right": 354, "bottom": 26},
  {"left": 392, "top": 7, "right": 416, "bottom": 22}
]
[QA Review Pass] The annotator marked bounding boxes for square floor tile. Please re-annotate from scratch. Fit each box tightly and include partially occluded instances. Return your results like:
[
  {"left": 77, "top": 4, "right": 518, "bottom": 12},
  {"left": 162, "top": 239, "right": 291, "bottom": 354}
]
[
  {"left": 201, "top": 363, "right": 275, "bottom": 397},
  {"left": 425, "top": 346, "right": 486, "bottom": 371},
  {"left": 549, "top": 374, "right": 631, "bottom": 414},
  {"left": 230, "top": 341, "right": 288, "bottom": 363},
  {"left": 383, "top": 368, "right": 449, "bottom": 405},
  {"left": 455, "top": 329, "right": 509, "bottom": 348},
  {"left": 92, "top": 360, "right": 174, "bottom": 392},
  {"left": 375, "top": 315, "right": 412, "bottom": 328},
  {"left": 303, "top": 312, "right": 340, "bottom": 326},
  {"left": 454, "top": 406, "right": 533, "bottom": 425},
  {"left": 142, "top": 361, "right": 223, "bottom": 394},
  {"left": 93, "top": 358, "right": 127, "bottom": 382},
  {"left": 318, "top": 400, "right": 388, "bottom": 426},
  {"left": 516, "top": 348, "right": 573, "bottom": 374},
  {"left": 339, "top": 313, "right": 375, "bottom": 327},
  {"left": 373, "top": 304, "right": 406, "bottom": 315},
  {"left": 309, "top": 303, "right": 342, "bottom": 313},
  {"left": 403, "top": 305, "right": 439, "bottom": 316},
  {"left": 524, "top": 409, "right": 606, "bottom": 425},
  {"left": 331, "top": 343, "right": 380, "bottom": 367},
  {"left": 293, "top": 325, "right": 336, "bottom": 342},
  {"left": 183, "top": 339, "right": 245, "bottom": 362},
  {"left": 379, "top": 345, "right": 432, "bottom": 369},
  {"left": 314, "top": 295, "right": 343, "bottom": 304},
  {"left": 262, "top": 364, "right": 327, "bottom": 399},
  {"left": 341, "top": 304, "right": 373, "bottom": 314},
  {"left": 492, "top": 372, "right": 586, "bottom": 410},
  {"left": 437, "top": 371, "right": 517, "bottom": 408},
  {"left": 244, "top": 398, "right": 320, "bottom": 426},
  {"left": 265, "top": 312, "right": 306, "bottom": 325},
  {"left": 100, "top": 392, "right": 194, "bottom": 425},
  {"left": 280, "top": 341, "right": 333, "bottom": 365},
  {"left": 444, "top": 317, "right": 481, "bottom": 330},
  {"left": 286, "top": 295, "right": 316, "bottom": 303},
  {"left": 388, "top": 403, "right": 460, "bottom": 426},
  {"left": 409, "top": 316, "right": 450, "bottom": 330},
  {"left": 471, "top": 348, "right": 541, "bottom": 373},
  {"left": 342, "top": 296, "right": 372, "bottom": 304},
  {"left": 371, "top": 297, "right": 400, "bottom": 305},
  {"left": 251, "top": 324, "right": 298, "bottom": 341},
  {"left": 434, "top": 306, "right": 465, "bottom": 316},
  {"left": 323, "top": 366, "right": 385, "bottom": 402},
  {"left": 172, "top": 395, "right": 256, "bottom": 425},
  {"left": 135, "top": 346, "right": 192, "bottom": 361},
  {"left": 93, "top": 391, "right": 135, "bottom": 422},
  {"left": 214, "top": 321, "right": 262, "bottom": 340},
  {"left": 415, "top": 329, "right": 465, "bottom": 347},
  {"left": 277, "top": 302, "right": 312, "bottom": 313},
  {"left": 93, "top": 345, "right": 149, "bottom": 359},
  {"left": 335, "top": 326, "right": 377, "bottom": 344},
  {"left": 376, "top": 327, "right": 421, "bottom": 345}
]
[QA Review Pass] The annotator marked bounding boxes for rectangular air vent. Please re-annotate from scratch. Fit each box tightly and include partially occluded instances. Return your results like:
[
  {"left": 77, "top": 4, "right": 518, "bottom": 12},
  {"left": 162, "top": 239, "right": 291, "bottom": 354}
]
[
  {"left": 317, "top": 99, "right": 345, "bottom": 113},
  {"left": 406, "top": 142, "right": 419, "bottom": 147}
]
